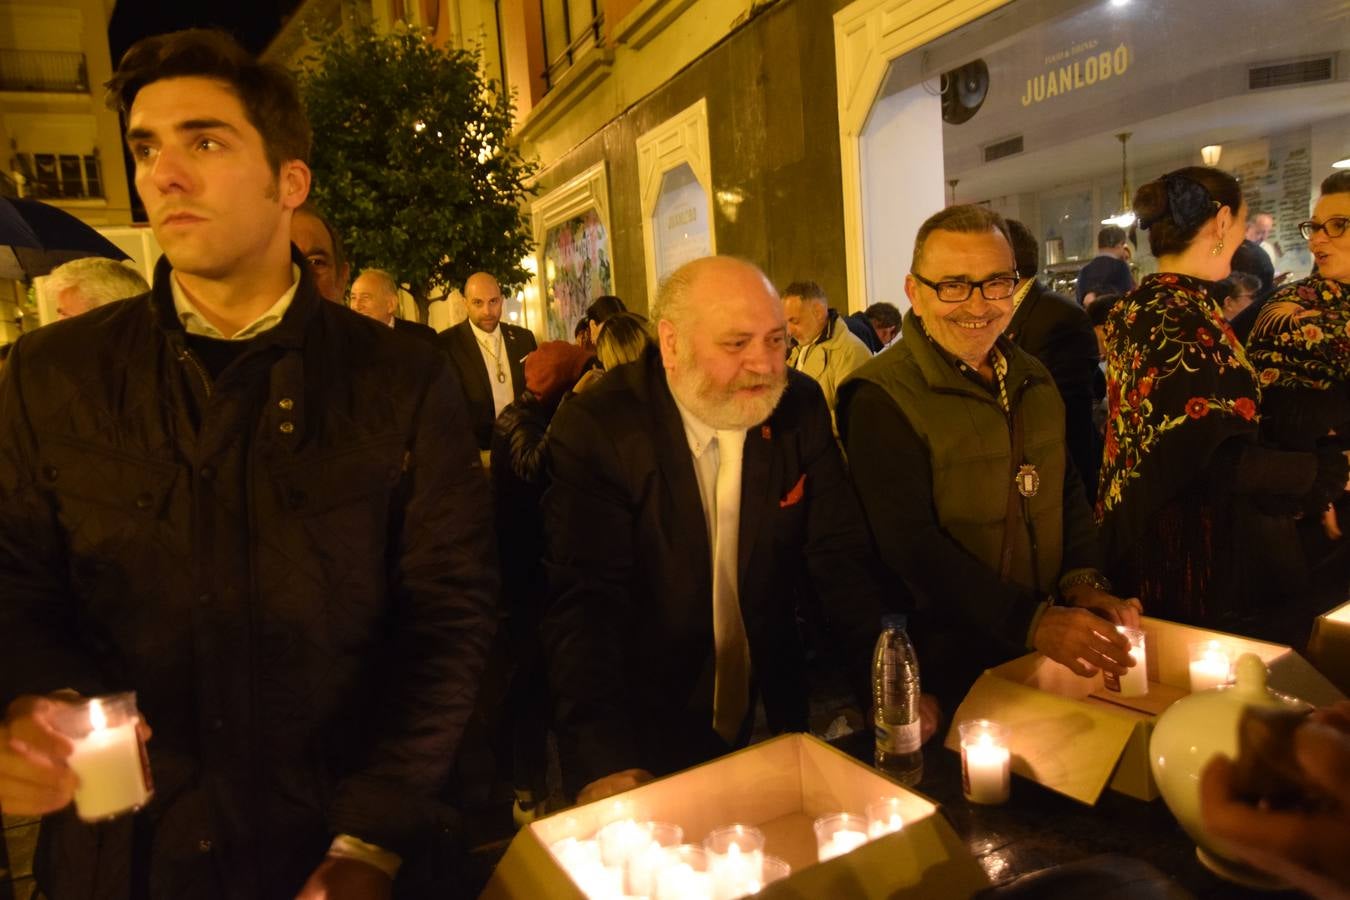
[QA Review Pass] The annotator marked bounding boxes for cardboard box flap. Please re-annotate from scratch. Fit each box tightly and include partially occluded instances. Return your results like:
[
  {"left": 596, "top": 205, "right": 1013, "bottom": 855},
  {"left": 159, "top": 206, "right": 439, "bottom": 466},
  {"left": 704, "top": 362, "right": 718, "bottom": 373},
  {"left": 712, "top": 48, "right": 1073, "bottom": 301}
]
[
  {"left": 944, "top": 661, "right": 1141, "bottom": 806},
  {"left": 756, "top": 811, "right": 990, "bottom": 899},
  {"left": 1309, "top": 601, "right": 1350, "bottom": 695}
]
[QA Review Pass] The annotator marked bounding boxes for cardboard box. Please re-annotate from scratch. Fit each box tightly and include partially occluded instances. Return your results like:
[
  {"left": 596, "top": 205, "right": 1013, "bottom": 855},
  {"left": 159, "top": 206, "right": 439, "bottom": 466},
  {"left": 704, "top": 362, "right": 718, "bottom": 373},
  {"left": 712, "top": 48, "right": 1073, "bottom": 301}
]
[
  {"left": 943, "top": 617, "right": 1345, "bottom": 805},
  {"left": 1309, "top": 600, "right": 1350, "bottom": 694},
  {"left": 482, "top": 733, "right": 990, "bottom": 899}
]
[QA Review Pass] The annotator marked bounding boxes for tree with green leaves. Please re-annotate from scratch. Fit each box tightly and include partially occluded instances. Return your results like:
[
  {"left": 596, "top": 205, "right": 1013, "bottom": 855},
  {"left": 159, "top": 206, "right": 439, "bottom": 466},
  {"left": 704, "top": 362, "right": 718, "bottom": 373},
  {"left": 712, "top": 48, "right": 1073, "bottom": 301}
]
[{"left": 299, "top": 26, "right": 536, "bottom": 315}]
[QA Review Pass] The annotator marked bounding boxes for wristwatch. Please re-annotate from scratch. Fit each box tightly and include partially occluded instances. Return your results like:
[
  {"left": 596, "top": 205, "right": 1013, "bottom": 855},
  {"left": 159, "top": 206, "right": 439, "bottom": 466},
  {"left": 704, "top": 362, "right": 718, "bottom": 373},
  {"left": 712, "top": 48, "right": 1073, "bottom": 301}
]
[{"left": 1058, "top": 568, "right": 1113, "bottom": 596}]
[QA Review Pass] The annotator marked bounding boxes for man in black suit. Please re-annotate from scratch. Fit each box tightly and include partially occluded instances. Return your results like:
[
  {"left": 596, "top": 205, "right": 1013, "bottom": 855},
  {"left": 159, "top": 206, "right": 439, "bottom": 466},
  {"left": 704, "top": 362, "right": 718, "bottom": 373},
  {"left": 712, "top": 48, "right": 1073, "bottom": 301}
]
[
  {"left": 1006, "top": 219, "right": 1101, "bottom": 499},
  {"left": 438, "top": 271, "right": 537, "bottom": 452},
  {"left": 348, "top": 268, "right": 437, "bottom": 342},
  {"left": 542, "top": 256, "right": 896, "bottom": 803}
]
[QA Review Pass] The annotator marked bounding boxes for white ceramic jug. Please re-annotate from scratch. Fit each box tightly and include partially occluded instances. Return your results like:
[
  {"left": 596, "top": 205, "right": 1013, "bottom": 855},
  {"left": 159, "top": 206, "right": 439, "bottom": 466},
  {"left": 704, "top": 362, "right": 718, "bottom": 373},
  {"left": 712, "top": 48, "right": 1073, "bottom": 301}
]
[{"left": 1148, "top": 652, "right": 1310, "bottom": 888}]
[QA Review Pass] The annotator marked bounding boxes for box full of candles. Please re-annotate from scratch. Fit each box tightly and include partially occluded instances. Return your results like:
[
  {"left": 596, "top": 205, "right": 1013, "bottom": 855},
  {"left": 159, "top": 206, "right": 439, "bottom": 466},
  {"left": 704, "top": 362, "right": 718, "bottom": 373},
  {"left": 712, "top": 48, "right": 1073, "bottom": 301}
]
[
  {"left": 481, "top": 732, "right": 989, "bottom": 899},
  {"left": 942, "top": 617, "right": 1344, "bottom": 805}
]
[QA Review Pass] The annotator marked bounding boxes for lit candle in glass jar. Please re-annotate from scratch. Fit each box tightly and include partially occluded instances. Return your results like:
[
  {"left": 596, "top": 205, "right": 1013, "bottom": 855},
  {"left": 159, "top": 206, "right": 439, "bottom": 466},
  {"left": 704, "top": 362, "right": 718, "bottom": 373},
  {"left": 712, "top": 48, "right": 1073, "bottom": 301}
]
[
  {"left": 1188, "top": 640, "right": 1233, "bottom": 692},
  {"left": 813, "top": 813, "right": 869, "bottom": 862},
  {"left": 1103, "top": 626, "right": 1148, "bottom": 698},
  {"left": 52, "top": 693, "right": 153, "bottom": 822},
  {"left": 960, "top": 719, "right": 1011, "bottom": 805}
]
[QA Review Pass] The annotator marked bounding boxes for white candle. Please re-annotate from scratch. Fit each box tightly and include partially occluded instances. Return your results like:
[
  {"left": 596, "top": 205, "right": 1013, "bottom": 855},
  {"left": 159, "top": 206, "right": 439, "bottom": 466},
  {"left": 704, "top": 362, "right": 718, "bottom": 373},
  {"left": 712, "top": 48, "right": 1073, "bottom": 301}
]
[
  {"left": 818, "top": 828, "right": 868, "bottom": 861},
  {"left": 962, "top": 739, "right": 1011, "bottom": 804},
  {"left": 866, "top": 797, "right": 905, "bottom": 838},
  {"left": 626, "top": 840, "right": 671, "bottom": 898},
  {"left": 597, "top": 818, "right": 651, "bottom": 868},
  {"left": 67, "top": 699, "right": 150, "bottom": 822},
  {"left": 709, "top": 842, "right": 763, "bottom": 899},
  {"left": 1104, "top": 626, "right": 1148, "bottom": 698},
  {"left": 868, "top": 813, "right": 903, "bottom": 838},
  {"left": 960, "top": 719, "right": 1011, "bottom": 805},
  {"left": 1189, "top": 641, "right": 1232, "bottom": 692}
]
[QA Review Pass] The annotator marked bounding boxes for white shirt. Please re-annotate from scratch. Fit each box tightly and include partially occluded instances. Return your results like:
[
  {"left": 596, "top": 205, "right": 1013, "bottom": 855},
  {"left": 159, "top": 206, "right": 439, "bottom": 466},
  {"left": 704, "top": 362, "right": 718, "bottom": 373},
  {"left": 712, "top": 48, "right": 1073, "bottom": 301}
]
[
  {"left": 468, "top": 318, "right": 515, "bottom": 417},
  {"left": 171, "top": 265, "right": 301, "bottom": 340}
]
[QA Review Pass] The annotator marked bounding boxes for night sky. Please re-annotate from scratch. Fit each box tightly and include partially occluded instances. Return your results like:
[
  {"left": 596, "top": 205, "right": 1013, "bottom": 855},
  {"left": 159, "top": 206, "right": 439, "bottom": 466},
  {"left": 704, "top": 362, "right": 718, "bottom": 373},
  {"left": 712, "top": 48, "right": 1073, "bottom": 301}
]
[{"left": 108, "top": 0, "right": 302, "bottom": 63}]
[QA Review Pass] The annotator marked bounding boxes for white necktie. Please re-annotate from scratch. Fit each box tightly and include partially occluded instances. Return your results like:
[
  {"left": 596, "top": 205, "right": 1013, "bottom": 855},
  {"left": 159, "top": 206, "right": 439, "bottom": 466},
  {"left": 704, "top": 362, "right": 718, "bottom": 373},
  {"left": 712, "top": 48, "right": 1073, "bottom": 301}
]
[{"left": 712, "top": 428, "right": 750, "bottom": 742}]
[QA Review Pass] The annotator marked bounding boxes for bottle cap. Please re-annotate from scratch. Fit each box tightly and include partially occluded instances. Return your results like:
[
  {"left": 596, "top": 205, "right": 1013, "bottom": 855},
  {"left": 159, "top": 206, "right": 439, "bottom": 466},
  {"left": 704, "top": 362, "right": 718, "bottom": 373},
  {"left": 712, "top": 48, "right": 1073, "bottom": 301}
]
[{"left": 881, "top": 613, "right": 908, "bottom": 631}]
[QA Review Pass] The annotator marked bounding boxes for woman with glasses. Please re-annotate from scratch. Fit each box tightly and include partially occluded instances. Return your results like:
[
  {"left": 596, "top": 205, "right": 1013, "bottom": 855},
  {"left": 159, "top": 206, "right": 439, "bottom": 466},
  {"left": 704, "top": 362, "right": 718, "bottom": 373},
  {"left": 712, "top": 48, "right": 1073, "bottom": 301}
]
[
  {"left": 1245, "top": 171, "right": 1350, "bottom": 595},
  {"left": 1097, "top": 167, "right": 1348, "bottom": 633}
]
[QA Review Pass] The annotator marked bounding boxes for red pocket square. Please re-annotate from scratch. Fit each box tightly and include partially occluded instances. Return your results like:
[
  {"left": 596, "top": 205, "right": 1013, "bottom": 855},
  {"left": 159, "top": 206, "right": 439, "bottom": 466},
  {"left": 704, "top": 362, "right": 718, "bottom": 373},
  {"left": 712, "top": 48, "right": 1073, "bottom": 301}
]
[{"left": 779, "top": 474, "right": 806, "bottom": 508}]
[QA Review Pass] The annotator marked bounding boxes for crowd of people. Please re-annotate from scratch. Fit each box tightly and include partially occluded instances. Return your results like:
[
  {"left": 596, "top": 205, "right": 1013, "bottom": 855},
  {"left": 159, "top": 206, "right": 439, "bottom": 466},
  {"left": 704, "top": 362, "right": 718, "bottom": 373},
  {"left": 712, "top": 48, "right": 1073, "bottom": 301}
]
[{"left": 0, "top": 26, "right": 1347, "bottom": 900}]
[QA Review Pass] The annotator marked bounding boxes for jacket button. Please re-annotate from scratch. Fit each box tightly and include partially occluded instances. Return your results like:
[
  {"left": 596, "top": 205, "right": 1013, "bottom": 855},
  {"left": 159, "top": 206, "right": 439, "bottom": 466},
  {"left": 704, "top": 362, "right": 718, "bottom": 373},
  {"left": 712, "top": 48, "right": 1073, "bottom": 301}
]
[
  {"left": 278, "top": 398, "right": 294, "bottom": 411},
  {"left": 135, "top": 492, "right": 153, "bottom": 510},
  {"left": 198, "top": 838, "right": 213, "bottom": 852},
  {"left": 42, "top": 465, "right": 58, "bottom": 482},
  {"left": 279, "top": 421, "right": 295, "bottom": 434}
]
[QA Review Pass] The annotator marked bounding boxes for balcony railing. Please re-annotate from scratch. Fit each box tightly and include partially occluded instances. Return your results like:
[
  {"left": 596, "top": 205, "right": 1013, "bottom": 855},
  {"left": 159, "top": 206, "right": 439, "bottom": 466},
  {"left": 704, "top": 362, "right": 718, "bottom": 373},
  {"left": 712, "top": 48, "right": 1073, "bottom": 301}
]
[
  {"left": 14, "top": 153, "right": 104, "bottom": 200},
  {"left": 0, "top": 49, "right": 89, "bottom": 93},
  {"left": 540, "top": 0, "right": 603, "bottom": 92}
]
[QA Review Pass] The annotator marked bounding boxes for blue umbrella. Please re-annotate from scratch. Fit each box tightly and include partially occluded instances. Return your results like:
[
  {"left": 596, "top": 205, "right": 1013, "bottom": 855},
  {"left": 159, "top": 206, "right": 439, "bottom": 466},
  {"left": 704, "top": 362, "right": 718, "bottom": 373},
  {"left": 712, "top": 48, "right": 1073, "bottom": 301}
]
[{"left": 0, "top": 196, "right": 130, "bottom": 280}]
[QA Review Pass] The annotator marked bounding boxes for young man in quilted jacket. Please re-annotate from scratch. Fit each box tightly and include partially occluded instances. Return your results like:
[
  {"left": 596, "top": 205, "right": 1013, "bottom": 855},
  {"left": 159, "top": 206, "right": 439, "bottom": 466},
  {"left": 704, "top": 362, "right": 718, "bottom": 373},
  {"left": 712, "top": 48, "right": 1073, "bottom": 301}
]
[{"left": 0, "top": 29, "right": 495, "bottom": 900}]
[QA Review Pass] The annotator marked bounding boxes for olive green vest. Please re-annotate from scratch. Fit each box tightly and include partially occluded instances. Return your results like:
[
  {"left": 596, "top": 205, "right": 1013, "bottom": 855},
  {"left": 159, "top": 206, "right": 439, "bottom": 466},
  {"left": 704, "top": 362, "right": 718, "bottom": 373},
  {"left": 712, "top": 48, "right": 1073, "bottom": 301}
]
[{"left": 844, "top": 313, "right": 1066, "bottom": 596}]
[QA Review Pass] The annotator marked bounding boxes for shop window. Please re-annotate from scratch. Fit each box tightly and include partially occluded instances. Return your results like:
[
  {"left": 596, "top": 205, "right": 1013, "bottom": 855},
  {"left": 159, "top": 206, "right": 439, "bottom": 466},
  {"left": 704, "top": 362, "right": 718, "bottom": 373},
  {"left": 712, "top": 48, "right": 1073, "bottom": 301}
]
[
  {"left": 531, "top": 162, "right": 615, "bottom": 340},
  {"left": 842, "top": 0, "right": 1350, "bottom": 310},
  {"left": 652, "top": 163, "right": 712, "bottom": 282}
]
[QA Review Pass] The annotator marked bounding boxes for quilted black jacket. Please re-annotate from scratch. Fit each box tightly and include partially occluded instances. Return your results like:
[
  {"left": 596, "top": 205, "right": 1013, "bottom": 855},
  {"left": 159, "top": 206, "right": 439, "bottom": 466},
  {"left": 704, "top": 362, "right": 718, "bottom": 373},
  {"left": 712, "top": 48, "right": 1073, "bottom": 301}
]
[{"left": 0, "top": 255, "right": 497, "bottom": 899}]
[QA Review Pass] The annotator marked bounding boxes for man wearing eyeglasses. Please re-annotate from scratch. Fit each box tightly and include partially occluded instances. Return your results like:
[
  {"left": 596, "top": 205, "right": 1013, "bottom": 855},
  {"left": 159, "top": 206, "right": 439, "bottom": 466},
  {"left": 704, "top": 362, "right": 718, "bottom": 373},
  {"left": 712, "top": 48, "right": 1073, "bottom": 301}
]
[{"left": 837, "top": 205, "right": 1140, "bottom": 710}]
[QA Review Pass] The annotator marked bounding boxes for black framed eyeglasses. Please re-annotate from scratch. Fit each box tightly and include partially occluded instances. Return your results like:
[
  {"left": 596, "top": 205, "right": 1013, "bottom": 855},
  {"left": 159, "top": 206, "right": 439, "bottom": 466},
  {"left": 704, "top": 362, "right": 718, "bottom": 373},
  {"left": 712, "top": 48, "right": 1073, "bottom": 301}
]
[
  {"left": 910, "top": 271, "right": 1020, "bottom": 304},
  {"left": 1298, "top": 216, "right": 1350, "bottom": 240}
]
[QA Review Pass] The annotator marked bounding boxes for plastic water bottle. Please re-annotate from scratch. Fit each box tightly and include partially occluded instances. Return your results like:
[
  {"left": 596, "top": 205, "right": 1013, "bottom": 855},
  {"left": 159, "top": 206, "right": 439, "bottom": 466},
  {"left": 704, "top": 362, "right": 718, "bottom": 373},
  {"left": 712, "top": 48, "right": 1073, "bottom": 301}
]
[{"left": 873, "top": 613, "right": 923, "bottom": 786}]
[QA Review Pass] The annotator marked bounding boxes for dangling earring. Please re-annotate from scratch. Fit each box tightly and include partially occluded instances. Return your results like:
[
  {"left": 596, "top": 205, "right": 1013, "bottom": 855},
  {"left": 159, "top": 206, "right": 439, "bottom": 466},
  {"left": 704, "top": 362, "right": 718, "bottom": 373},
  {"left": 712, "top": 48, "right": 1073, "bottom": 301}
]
[{"left": 1211, "top": 238, "right": 1225, "bottom": 257}]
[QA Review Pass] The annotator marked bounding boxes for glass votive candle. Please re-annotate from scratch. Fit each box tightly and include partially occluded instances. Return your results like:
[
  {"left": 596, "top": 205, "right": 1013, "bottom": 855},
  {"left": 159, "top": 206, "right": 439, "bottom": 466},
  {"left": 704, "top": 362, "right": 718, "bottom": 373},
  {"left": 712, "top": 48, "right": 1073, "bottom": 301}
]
[
  {"left": 48, "top": 692, "right": 153, "bottom": 822},
  {"left": 1103, "top": 626, "right": 1148, "bottom": 697},
  {"left": 813, "top": 813, "right": 869, "bottom": 862},
  {"left": 959, "top": 719, "right": 1011, "bottom": 805},
  {"left": 625, "top": 821, "right": 684, "bottom": 897},
  {"left": 1188, "top": 640, "right": 1234, "bottom": 692},
  {"left": 598, "top": 817, "right": 653, "bottom": 868},
  {"left": 704, "top": 824, "right": 765, "bottom": 900},
  {"left": 655, "top": 844, "right": 713, "bottom": 900},
  {"left": 865, "top": 797, "right": 905, "bottom": 838}
]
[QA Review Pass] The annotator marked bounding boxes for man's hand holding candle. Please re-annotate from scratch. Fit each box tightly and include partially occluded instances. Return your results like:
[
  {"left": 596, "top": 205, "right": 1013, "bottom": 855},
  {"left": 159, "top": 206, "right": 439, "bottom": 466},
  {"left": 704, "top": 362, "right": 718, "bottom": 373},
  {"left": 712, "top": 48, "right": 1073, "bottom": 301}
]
[
  {"left": 1032, "top": 606, "right": 1135, "bottom": 679},
  {"left": 0, "top": 695, "right": 77, "bottom": 815}
]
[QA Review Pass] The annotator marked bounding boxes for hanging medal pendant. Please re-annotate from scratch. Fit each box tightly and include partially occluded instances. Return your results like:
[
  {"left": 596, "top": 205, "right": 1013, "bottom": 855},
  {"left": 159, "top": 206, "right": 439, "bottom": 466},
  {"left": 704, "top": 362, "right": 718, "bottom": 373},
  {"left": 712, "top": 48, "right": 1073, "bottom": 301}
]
[
  {"left": 1016, "top": 463, "right": 1040, "bottom": 498},
  {"left": 496, "top": 371, "right": 506, "bottom": 384}
]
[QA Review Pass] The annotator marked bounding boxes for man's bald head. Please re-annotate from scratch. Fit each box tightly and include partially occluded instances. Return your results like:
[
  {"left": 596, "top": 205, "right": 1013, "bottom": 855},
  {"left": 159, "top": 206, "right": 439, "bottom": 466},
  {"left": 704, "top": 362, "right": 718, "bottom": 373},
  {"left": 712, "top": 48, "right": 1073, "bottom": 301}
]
[
  {"left": 654, "top": 256, "right": 788, "bottom": 430},
  {"left": 464, "top": 271, "right": 503, "bottom": 332}
]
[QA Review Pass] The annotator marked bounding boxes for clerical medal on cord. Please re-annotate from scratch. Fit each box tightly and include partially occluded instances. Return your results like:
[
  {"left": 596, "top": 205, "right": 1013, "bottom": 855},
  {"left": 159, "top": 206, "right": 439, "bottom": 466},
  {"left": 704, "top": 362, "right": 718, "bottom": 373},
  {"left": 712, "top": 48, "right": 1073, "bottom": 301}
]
[{"left": 1016, "top": 463, "right": 1040, "bottom": 498}]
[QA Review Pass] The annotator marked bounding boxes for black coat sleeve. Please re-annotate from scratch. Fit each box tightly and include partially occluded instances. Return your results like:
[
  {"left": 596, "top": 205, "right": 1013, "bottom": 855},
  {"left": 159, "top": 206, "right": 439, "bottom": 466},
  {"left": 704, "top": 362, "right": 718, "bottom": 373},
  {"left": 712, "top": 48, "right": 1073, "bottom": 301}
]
[
  {"left": 0, "top": 339, "right": 108, "bottom": 706},
  {"left": 539, "top": 399, "right": 642, "bottom": 792},
  {"left": 842, "top": 381, "right": 1044, "bottom": 652},
  {"left": 326, "top": 357, "right": 498, "bottom": 853}
]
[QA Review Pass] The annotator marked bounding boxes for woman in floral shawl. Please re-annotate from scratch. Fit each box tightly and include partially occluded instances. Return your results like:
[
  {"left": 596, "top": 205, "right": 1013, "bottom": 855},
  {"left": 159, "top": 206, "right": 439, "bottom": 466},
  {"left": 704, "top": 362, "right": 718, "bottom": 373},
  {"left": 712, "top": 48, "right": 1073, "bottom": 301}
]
[
  {"left": 1097, "top": 167, "right": 1347, "bottom": 628},
  {"left": 1245, "top": 171, "right": 1350, "bottom": 584}
]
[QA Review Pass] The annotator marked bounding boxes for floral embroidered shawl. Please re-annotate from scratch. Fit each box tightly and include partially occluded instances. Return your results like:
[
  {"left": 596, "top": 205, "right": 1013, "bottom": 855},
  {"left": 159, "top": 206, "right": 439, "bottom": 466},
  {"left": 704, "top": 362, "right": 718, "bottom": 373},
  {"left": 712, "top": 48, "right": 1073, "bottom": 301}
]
[
  {"left": 1246, "top": 276, "right": 1350, "bottom": 392},
  {"left": 1096, "top": 272, "right": 1260, "bottom": 563}
]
